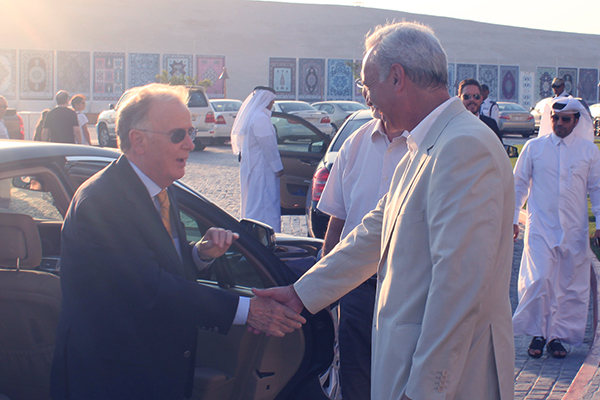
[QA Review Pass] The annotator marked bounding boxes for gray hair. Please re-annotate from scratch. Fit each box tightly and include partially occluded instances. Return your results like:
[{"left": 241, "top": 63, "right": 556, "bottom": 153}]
[
  {"left": 116, "top": 83, "right": 189, "bottom": 152},
  {"left": 365, "top": 21, "right": 448, "bottom": 90}
]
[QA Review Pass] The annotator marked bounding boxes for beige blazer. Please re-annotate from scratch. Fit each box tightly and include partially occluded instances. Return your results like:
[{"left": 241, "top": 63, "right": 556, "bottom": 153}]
[{"left": 295, "top": 98, "right": 515, "bottom": 400}]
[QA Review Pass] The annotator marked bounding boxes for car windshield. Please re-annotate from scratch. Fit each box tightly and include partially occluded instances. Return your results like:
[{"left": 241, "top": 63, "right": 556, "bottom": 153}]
[
  {"left": 211, "top": 101, "right": 241, "bottom": 112},
  {"left": 338, "top": 103, "right": 368, "bottom": 112},
  {"left": 188, "top": 90, "right": 209, "bottom": 108},
  {"left": 499, "top": 103, "right": 527, "bottom": 112},
  {"left": 278, "top": 102, "right": 316, "bottom": 113},
  {"left": 331, "top": 118, "right": 372, "bottom": 152}
]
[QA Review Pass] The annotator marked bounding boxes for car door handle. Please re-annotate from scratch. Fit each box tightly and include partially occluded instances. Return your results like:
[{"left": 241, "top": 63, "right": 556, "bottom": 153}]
[{"left": 300, "top": 159, "right": 319, "bottom": 167}]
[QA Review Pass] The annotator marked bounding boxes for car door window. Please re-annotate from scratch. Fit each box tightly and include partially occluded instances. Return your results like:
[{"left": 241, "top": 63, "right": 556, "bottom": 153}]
[
  {"left": 0, "top": 177, "right": 62, "bottom": 221},
  {"left": 272, "top": 114, "right": 327, "bottom": 154},
  {"left": 179, "top": 209, "right": 266, "bottom": 289}
]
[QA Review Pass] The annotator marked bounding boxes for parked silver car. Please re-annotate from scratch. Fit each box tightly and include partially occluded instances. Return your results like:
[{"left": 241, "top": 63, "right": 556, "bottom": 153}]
[
  {"left": 311, "top": 101, "right": 368, "bottom": 133},
  {"left": 210, "top": 99, "right": 242, "bottom": 145},
  {"left": 272, "top": 101, "right": 334, "bottom": 140},
  {"left": 498, "top": 102, "right": 535, "bottom": 138}
]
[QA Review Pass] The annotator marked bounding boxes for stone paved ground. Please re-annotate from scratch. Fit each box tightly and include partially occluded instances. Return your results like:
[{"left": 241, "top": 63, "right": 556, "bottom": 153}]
[{"left": 183, "top": 143, "right": 592, "bottom": 400}]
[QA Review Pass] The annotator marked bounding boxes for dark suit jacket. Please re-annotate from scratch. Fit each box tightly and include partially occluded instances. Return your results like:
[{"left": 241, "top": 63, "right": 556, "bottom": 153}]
[
  {"left": 480, "top": 114, "right": 503, "bottom": 143},
  {"left": 51, "top": 156, "right": 239, "bottom": 400}
]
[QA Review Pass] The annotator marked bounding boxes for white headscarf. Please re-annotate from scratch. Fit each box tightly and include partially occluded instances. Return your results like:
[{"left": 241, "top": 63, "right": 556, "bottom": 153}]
[
  {"left": 538, "top": 97, "right": 594, "bottom": 142},
  {"left": 230, "top": 87, "right": 277, "bottom": 155}
]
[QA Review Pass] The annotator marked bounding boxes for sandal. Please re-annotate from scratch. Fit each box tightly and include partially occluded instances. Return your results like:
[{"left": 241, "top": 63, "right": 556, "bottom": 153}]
[
  {"left": 547, "top": 339, "right": 567, "bottom": 359},
  {"left": 528, "top": 336, "right": 546, "bottom": 358}
]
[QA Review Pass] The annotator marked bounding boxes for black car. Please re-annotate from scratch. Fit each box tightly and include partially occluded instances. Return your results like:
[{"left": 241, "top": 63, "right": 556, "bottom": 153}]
[
  {"left": 0, "top": 140, "right": 335, "bottom": 400},
  {"left": 306, "top": 110, "right": 520, "bottom": 238}
]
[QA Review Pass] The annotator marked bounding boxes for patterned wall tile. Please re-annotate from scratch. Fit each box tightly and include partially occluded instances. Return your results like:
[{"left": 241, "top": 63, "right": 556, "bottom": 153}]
[
  {"left": 499, "top": 66, "right": 519, "bottom": 103},
  {"left": 57, "top": 51, "right": 90, "bottom": 97},
  {"left": 0, "top": 49, "right": 17, "bottom": 99},
  {"left": 536, "top": 67, "right": 556, "bottom": 101},
  {"left": 298, "top": 58, "right": 325, "bottom": 102},
  {"left": 456, "top": 64, "right": 477, "bottom": 86},
  {"left": 478, "top": 65, "right": 499, "bottom": 101},
  {"left": 93, "top": 52, "right": 125, "bottom": 101},
  {"left": 558, "top": 67, "right": 578, "bottom": 96},
  {"left": 351, "top": 60, "right": 364, "bottom": 103},
  {"left": 327, "top": 59, "right": 353, "bottom": 101},
  {"left": 20, "top": 50, "right": 53, "bottom": 100},
  {"left": 447, "top": 63, "right": 456, "bottom": 96},
  {"left": 129, "top": 53, "right": 160, "bottom": 88},
  {"left": 578, "top": 68, "right": 599, "bottom": 104},
  {"left": 196, "top": 55, "right": 225, "bottom": 99},
  {"left": 163, "top": 54, "right": 193, "bottom": 78},
  {"left": 520, "top": 71, "right": 535, "bottom": 109},
  {"left": 269, "top": 58, "right": 296, "bottom": 100}
]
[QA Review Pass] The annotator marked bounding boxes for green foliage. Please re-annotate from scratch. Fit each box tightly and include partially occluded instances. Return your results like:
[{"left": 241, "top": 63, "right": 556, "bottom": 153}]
[
  {"left": 155, "top": 70, "right": 213, "bottom": 88},
  {"left": 344, "top": 61, "right": 362, "bottom": 80}
]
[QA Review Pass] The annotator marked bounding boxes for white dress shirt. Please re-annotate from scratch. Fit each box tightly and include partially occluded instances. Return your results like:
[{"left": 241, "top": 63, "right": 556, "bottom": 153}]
[
  {"left": 129, "top": 159, "right": 249, "bottom": 324},
  {"left": 480, "top": 97, "right": 499, "bottom": 123},
  {"left": 317, "top": 118, "right": 408, "bottom": 238}
]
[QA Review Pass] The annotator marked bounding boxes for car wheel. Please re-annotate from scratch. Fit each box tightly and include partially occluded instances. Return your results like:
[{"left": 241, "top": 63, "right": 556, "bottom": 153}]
[
  {"left": 521, "top": 131, "right": 532, "bottom": 138},
  {"left": 331, "top": 124, "right": 338, "bottom": 134},
  {"left": 97, "top": 125, "right": 111, "bottom": 147},
  {"left": 193, "top": 143, "right": 206, "bottom": 151}
]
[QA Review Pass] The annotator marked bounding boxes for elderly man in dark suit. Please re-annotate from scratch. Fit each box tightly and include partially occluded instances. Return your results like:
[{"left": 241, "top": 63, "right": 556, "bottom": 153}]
[{"left": 50, "top": 84, "right": 305, "bottom": 400}]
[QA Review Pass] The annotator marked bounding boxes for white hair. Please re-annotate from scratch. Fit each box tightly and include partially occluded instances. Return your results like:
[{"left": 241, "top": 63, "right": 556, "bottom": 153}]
[{"left": 365, "top": 21, "right": 448, "bottom": 90}]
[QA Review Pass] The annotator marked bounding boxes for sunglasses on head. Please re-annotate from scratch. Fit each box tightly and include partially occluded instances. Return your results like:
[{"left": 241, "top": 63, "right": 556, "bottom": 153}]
[
  {"left": 136, "top": 127, "right": 197, "bottom": 143},
  {"left": 461, "top": 94, "right": 481, "bottom": 100},
  {"left": 551, "top": 114, "right": 574, "bottom": 123}
]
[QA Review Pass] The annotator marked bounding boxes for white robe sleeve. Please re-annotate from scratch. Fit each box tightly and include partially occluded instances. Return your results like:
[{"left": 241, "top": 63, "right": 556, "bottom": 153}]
[
  {"left": 587, "top": 146, "right": 600, "bottom": 225},
  {"left": 513, "top": 142, "right": 533, "bottom": 224}
]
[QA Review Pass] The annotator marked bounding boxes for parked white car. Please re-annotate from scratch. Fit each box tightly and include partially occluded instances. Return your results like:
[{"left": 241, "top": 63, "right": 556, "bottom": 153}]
[
  {"left": 210, "top": 99, "right": 242, "bottom": 145},
  {"left": 272, "top": 101, "right": 334, "bottom": 139},
  {"left": 312, "top": 101, "right": 368, "bottom": 133},
  {"left": 96, "top": 86, "right": 216, "bottom": 151}
]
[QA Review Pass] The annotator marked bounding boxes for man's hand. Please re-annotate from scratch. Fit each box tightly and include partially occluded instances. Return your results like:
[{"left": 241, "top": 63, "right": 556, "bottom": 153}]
[
  {"left": 248, "top": 286, "right": 306, "bottom": 335},
  {"left": 197, "top": 228, "right": 239, "bottom": 260},
  {"left": 513, "top": 224, "right": 520, "bottom": 241},
  {"left": 276, "top": 169, "right": 284, "bottom": 178},
  {"left": 247, "top": 295, "right": 306, "bottom": 337}
]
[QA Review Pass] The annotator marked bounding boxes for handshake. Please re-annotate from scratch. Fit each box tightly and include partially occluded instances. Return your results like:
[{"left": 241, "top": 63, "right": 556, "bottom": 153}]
[{"left": 246, "top": 286, "right": 307, "bottom": 337}]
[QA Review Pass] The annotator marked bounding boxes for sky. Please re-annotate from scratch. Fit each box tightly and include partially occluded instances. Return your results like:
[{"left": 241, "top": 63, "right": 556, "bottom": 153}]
[{"left": 255, "top": 0, "right": 600, "bottom": 36}]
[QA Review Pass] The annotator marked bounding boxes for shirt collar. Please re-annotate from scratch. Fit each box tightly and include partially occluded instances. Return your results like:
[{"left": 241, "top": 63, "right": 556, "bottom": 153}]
[
  {"left": 128, "top": 158, "right": 163, "bottom": 199},
  {"left": 406, "top": 97, "right": 456, "bottom": 153},
  {"left": 550, "top": 132, "right": 576, "bottom": 146}
]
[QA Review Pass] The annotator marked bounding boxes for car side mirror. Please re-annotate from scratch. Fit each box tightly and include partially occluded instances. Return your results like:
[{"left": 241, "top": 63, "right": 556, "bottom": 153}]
[
  {"left": 504, "top": 145, "right": 519, "bottom": 158},
  {"left": 109, "top": 104, "right": 115, "bottom": 110},
  {"left": 308, "top": 141, "right": 324, "bottom": 154},
  {"left": 239, "top": 219, "right": 276, "bottom": 252},
  {"left": 12, "top": 176, "right": 46, "bottom": 192}
]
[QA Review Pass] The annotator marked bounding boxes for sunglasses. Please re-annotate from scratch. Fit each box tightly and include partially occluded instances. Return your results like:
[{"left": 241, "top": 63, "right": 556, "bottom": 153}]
[
  {"left": 355, "top": 78, "right": 365, "bottom": 90},
  {"left": 137, "top": 127, "right": 197, "bottom": 143},
  {"left": 551, "top": 115, "right": 574, "bottom": 123},
  {"left": 461, "top": 94, "right": 481, "bottom": 100},
  {"left": 552, "top": 84, "right": 564, "bottom": 89}
]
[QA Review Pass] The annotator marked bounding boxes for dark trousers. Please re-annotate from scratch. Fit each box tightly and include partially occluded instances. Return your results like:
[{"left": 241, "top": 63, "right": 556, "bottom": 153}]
[{"left": 338, "top": 280, "right": 376, "bottom": 400}]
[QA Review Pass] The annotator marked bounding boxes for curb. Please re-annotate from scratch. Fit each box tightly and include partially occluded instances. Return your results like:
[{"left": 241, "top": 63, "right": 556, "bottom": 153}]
[{"left": 519, "top": 210, "right": 600, "bottom": 399}]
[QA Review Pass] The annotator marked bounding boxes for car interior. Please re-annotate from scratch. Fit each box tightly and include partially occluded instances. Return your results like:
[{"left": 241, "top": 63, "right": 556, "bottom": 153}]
[{"left": 0, "top": 160, "right": 328, "bottom": 400}]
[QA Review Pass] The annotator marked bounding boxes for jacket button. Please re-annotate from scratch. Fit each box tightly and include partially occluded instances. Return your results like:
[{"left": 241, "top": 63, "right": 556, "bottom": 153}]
[{"left": 183, "top": 351, "right": 191, "bottom": 358}]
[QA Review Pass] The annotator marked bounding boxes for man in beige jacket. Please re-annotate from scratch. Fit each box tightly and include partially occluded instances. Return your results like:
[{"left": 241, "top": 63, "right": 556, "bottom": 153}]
[{"left": 254, "top": 21, "right": 515, "bottom": 400}]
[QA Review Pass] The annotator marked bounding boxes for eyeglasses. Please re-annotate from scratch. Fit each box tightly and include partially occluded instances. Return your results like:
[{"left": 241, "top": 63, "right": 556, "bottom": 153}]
[
  {"left": 552, "top": 84, "right": 564, "bottom": 89},
  {"left": 355, "top": 78, "right": 365, "bottom": 90},
  {"left": 136, "top": 127, "right": 197, "bottom": 143},
  {"left": 551, "top": 114, "right": 574, "bottom": 123},
  {"left": 461, "top": 94, "right": 481, "bottom": 101}
]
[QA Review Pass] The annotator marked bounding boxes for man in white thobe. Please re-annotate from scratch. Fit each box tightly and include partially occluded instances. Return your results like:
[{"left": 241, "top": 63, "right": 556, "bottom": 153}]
[
  {"left": 231, "top": 86, "right": 283, "bottom": 232},
  {"left": 513, "top": 97, "right": 600, "bottom": 358}
]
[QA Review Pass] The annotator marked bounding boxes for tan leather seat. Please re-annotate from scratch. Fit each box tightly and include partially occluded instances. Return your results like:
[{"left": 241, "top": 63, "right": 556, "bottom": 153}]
[{"left": 0, "top": 213, "right": 61, "bottom": 400}]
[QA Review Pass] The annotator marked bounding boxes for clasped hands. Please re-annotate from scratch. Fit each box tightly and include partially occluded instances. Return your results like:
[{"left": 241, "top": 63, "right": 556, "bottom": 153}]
[{"left": 197, "top": 228, "right": 306, "bottom": 337}]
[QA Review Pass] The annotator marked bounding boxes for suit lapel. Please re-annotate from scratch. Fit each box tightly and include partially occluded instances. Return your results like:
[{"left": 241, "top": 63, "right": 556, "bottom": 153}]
[
  {"left": 379, "top": 99, "right": 467, "bottom": 262},
  {"left": 115, "top": 156, "right": 189, "bottom": 278}
]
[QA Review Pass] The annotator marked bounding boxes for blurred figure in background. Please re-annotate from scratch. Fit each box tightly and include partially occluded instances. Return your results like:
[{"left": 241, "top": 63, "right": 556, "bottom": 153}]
[
  {"left": 71, "top": 95, "right": 92, "bottom": 145},
  {"left": 34, "top": 109, "right": 50, "bottom": 141}
]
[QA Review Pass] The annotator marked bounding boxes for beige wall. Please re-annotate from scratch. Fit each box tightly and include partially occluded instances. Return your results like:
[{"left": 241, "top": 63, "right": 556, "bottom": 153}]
[{"left": 2, "top": 0, "right": 600, "bottom": 112}]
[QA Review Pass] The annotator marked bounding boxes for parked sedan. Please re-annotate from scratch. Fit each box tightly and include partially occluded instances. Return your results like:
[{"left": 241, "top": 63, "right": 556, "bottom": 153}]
[
  {"left": 210, "top": 99, "right": 242, "bottom": 145},
  {"left": 306, "top": 109, "right": 521, "bottom": 238},
  {"left": 272, "top": 101, "right": 334, "bottom": 141},
  {"left": 497, "top": 102, "right": 535, "bottom": 137},
  {"left": 311, "top": 101, "right": 368, "bottom": 133},
  {"left": 0, "top": 140, "right": 336, "bottom": 400}
]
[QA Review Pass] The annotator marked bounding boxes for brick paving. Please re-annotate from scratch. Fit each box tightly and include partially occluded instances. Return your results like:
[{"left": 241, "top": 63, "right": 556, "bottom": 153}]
[{"left": 183, "top": 144, "right": 593, "bottom": 400}]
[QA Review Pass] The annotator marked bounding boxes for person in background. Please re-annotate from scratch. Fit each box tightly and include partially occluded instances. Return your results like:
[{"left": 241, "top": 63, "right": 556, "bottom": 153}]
[
  {"left": 230, "top": 86, "right": 283, "bottom": 232},
  {"left": 71, "top": 94, "right": 92, "bottom": 145},
  {"left": 512, "top": 97, "right": 600, "bottom": 359},
  {"left": 42, "top": 90, "right": 81, "bottom": 144},
  {"left": 34, "top": 109, "right": 50, "bottom": 141},
  {"left": 552, "top": 77, "right": 570, "bottom": 98},
  {"left": 459, "top": 78, "right": 502, "bottom": 142},
  {"left": 0, "top": 96, "right": 9, "bottom": 140},
  {"left": 480, "top": 84, "right": 499, "bottom": 123}
]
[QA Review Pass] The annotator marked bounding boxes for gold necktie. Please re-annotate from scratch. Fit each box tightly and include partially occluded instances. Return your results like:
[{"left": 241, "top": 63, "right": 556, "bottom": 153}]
[{"left": 156, "top": 189, "right": 172, "bottom": 237}]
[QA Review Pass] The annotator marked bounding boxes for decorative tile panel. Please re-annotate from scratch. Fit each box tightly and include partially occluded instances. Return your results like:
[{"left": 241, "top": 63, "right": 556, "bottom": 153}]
[
  {"left": 478, "top": 64, "right": 499, "bottom": 101},
  {"left": 196, "top": 55, "right": 225, "bottom": 99},
  {"left": 129, "top": 53, "right": 160, "bottom": 88},
  {"left": 447, "top": 63, "right": 456, "bottom": 96},
  {"left": 163, "top": 54, "right": 193, "bottom": 78},
  {"left": 0, "top": 49, "right": 17, "bottom": 99},
  {"left": 558, "top": 67, "right": 578, "bottom": 96},
  {"left": 298, "top": 58, "right": 325, "bottom": 102},
  {"left": 269, "top": 57, "right": 296, "bottom": 100},
  {"left": 57, "top": 51, "right": 90, "bottom": 97},
  {"left": 520, "top": 71, "right": 535, "bottom": 109},
  {"left": 456, "top": 64, "right": 477, "bottom": 86},
  {"left": 20, "top": 50, "right": 53, "bottom": 100},
  {"left": 578, "top": 68, "right": 599, "bottom": 104},
  {"left": 536, "top": 67, "right": 556, "bottom": 101},
  {"left": 93, "top": 52, "right": 125, "bottom": 101},
  {"left": 327, "top": 59, "right": 352, "bottom": 101},
  {"left": 499, "top": 66, "right": 519, "bottom": 103}
]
